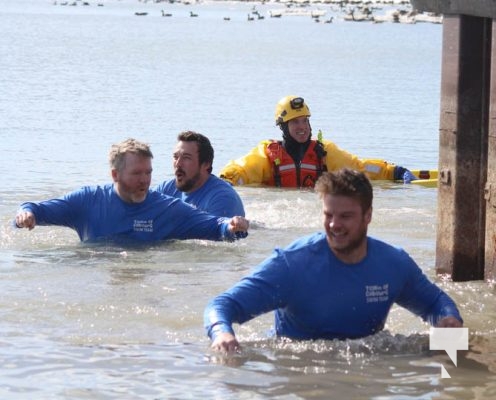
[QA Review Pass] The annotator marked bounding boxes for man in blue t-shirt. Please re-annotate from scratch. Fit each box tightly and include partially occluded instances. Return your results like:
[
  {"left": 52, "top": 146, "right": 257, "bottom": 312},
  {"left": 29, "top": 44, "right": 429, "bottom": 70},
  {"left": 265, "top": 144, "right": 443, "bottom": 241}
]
[
  {"left": 15, "top": 138, "right": 249, "bottom": 244},
  {"left": 204, "top": 168, "right": 463, "bottom": 353},
  {"left": 155, "top": 131, "right": 245, "bottom": 217}
]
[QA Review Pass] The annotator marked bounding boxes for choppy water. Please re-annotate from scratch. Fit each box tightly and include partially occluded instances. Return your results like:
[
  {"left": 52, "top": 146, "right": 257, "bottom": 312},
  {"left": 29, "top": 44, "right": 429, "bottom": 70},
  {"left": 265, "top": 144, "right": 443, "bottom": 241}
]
[{"left": 1, "top": 0, "right": 495, "bottom": 398}]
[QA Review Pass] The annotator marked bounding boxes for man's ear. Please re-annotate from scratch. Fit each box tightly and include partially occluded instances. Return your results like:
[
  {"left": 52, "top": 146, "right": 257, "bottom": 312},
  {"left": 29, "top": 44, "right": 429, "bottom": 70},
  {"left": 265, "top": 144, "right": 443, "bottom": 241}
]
[
  {"left": 202, "top": 162, "right": 213, "bottom": 174},
  {"left": 111, "top": 168, "right": 118, "bottom": 182},
  {"left": 365, "top": 206, "right": 373, "bottom": 224}
]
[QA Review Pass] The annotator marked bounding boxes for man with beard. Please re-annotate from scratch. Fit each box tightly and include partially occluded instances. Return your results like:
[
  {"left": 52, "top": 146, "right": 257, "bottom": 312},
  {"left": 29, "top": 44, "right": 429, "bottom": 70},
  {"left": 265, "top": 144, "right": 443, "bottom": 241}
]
[
  {"left": 15, "top": 138, "right": 248, "bottom": 243},
  {"left": 204, "top": 169, "right": 462, "bottom": 353},
  {"left": 155, "top": 131, "right": 245, "bottom": 217},
  {"left": 220, "top": 95, "right": 417, "bottom": 188}
]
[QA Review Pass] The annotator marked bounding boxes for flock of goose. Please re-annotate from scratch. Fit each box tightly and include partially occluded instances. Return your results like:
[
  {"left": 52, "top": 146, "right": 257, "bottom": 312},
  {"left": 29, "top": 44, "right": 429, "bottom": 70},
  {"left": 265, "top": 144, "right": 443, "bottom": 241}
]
[
  {"left": 54, "top": 1, "right": 104, "bottom": 5},
  {"left": 51, "top": 1, "right": 442, "bottom": 25},
  {"left": 136, "top": 3, "right": 442, "bottom": 25}
]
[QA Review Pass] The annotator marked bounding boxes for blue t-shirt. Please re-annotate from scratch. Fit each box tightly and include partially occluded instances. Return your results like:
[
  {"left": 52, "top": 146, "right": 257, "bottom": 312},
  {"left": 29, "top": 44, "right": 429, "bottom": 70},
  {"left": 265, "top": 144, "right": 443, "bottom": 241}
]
[
  {"left": 154, "top": 175, "right": 245, "bottom": 217},
  {"left": 204, "top": 233, "right": 463, "bottom": 340},
  {"left": 18, "top": 184, "right": 238, "bottom": 243}
]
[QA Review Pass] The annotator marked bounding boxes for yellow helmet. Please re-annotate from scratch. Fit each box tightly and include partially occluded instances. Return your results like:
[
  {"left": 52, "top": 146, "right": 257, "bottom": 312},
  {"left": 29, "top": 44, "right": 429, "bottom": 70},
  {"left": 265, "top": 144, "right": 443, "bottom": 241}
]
[{"left": 274, "top": 95, "right": 311, "bottom": 125}]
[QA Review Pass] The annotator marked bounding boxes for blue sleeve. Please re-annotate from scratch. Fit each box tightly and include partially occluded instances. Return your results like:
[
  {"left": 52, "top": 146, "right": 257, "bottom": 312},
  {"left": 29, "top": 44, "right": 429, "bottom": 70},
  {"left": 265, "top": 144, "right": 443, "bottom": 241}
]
[
  {"left": 155, "top": 197, "right": 238, "bottom": 242},
  {"left": 395, "top": 259, "right": 463, "bottom": 326},
  {"left": 202, "top": 189, "right": 245, "bottom": 218},
  {"left": 186, "top": 177, "right": 245, "bottom": 218},
  {"left": 18, "top": 188, "right": 87, "bottom": 231},
  {"left": 154, "top": 177, "right": 244, "bottom": 218},
  {"left": 153, "top": 180, "right": 177, "bottom": 197},
  {"left": 201, "top": 178, "right": 245, "bottom": 217},
  {"left": 204, "top": 249, "right": 291, "bottom": 339},
  {"left": 153, "top": 181, "right": 166, "bottom": 194}
]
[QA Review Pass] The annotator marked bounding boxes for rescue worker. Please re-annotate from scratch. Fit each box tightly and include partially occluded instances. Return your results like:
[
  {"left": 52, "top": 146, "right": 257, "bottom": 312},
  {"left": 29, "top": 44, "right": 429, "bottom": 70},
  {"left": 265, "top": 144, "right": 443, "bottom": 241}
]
[{"left": 220, "top": 95, "right": 416, "bottom": 188}]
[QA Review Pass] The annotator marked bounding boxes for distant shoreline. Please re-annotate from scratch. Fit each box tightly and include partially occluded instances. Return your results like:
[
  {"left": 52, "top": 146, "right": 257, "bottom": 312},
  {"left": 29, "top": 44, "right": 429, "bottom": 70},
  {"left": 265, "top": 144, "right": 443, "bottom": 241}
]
[
  {"left": 158, "top": 0, "right": 414, "bottom": 6},
  {"left": 199, "top": 0, "right": 439, "bottom": 24},
  {"left": 57, "top": 0, "right": 441, "bottom": 24}
]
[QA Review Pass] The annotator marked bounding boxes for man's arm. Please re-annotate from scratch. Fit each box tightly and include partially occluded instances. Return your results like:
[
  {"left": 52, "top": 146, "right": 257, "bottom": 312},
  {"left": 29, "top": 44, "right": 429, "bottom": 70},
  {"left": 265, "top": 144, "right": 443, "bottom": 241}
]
[
  {"left": 220, "top": 142, "right": 273, "bottom": 186},
  {"left": 14, "top": 193, "right": 84, "bottom": 231},
  {"left": 322, "top": 139, "right": 415, "bottom": 182},
  {"left": 395, "top": 258, "right": 463, "bottom": 327},
  {"left": 154, "top": 195, "right": 248, "bottom": 242},
  {"left": 204, "top": 295, "right": 240, "bottom": 350},
  {"left": 200, "top": 184, "right": 245, "bottom": 218},
  {"left": 204, "top": 250, "right": 292, "bottom": 351}
]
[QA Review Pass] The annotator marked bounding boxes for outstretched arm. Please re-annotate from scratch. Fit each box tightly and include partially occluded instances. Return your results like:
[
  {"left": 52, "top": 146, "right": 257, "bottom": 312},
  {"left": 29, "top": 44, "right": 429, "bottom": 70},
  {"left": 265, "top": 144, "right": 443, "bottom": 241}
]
[
  {"left": 322, "top": 139, "right": 416, "bottom": 183},
  {"left": 204, "top": 250, "right": 293, "bottom": 351},
  {"left": 204, "top": 295, "right": 240, "bottom": 352},
  {"left": 220, "top": 141, "right": 273, "bottom": 186},
  {"left": 396, "top": 257, "right": 463, "bottom": 327}
]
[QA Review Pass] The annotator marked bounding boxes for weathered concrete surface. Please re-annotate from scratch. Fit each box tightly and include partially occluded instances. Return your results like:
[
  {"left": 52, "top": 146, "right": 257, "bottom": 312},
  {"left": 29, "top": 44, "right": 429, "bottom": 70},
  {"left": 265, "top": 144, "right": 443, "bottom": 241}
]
[
  {"left": 435, "top": 15, "right": 490, "bottom": 281},
  {"left": 484, "top": 20, "right": 496, "bottom": 281},
  {"left": 412, "top": 0, "right": 496, "bottom": 18}
]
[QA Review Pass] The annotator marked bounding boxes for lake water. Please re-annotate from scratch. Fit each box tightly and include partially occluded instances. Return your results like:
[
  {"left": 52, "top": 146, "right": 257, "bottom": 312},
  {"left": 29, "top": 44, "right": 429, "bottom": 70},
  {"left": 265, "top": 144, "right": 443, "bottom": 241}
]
[{"left": 1, "top": 0, "right": 495, "bottom": 399}]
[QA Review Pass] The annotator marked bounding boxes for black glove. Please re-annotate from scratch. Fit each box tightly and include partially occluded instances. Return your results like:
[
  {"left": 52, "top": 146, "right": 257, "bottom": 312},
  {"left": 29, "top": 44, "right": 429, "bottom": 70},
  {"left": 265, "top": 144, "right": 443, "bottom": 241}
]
[{"left": 393, "top": 166, "right": 417, "bottom": 184}]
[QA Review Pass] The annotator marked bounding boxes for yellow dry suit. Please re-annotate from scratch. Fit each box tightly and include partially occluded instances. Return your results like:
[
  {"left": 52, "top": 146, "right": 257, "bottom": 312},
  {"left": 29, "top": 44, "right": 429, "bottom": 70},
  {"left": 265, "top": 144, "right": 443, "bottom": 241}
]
[{"left": 220, "top": 134, "right": 398, "bottom": 187}]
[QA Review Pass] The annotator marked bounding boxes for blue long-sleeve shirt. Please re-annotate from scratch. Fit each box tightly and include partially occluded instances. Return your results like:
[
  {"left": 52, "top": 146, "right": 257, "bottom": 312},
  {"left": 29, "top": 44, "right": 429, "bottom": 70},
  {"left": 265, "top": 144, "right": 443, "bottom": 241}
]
[
  {"left": 17, "top": 184, "right": 239, "bottom": 243},
  {"left": 154, "top": 174, "right": 245, "bottom": 217},
  {"left": 204, "top": 233, "right": 463, "bottom": 340}
]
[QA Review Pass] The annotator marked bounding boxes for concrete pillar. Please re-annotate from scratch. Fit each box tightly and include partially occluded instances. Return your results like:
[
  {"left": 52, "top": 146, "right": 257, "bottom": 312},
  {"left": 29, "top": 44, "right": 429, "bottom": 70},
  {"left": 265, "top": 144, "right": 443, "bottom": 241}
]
[
  {"left": 436, "top": 14, "right": 490, "bottom": 281},
  {"left": 484, "top": 20, "right": 496, "bottom": 281}
]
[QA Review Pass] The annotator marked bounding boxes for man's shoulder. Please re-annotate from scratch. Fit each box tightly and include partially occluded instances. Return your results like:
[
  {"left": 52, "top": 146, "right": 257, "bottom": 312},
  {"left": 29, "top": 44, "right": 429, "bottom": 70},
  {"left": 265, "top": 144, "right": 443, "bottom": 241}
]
[
  {"left": 68, "top": 183, "right": 112, "bottom": 197},
  {"left": 147, "top": 189, "right": 176, "bottom": 201},
  {"left": 154, "top": 179, "right": 178, "bottom": 196},
  {"left": 285, "top": 232, "right": 327, "bottom": 252},
  {"left": 368, "top": 237, "right": 404, "bottom": 254},
  {"left": 207, "top": 174, "right": 237, "bottom": 190},
  {"left": 367, "top": 237, "right": 413, "bottom": 266}
]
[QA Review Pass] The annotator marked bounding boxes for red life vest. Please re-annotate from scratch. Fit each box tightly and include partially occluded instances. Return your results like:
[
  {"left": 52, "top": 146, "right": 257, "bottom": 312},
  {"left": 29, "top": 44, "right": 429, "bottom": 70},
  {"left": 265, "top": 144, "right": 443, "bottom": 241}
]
[{"left": 265, "top": 140, "right": 327, "bottom": 188}]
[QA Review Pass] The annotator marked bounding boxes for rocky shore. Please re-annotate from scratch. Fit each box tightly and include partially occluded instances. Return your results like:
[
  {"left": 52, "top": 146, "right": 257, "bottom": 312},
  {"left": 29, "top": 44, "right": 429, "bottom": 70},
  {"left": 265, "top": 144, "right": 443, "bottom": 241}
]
[
  {"left": 171, "top": 0, "right": 441, "bottom": 24},
  {"left": 244, "top": 0, "right": 441, "bottom": 24}
]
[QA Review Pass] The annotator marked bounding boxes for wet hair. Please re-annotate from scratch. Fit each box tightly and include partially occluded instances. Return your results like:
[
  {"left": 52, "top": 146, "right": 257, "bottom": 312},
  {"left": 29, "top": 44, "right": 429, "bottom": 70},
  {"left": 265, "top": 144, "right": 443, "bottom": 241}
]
[
  {"left": 109, "top": 138, "right": 153, "bottom": 171},
  {"left": 315, "top": 168, "right": 373, "bottom": 212},
  {"left": 177, "top": 130, "right": 214, "bottom": 174}
]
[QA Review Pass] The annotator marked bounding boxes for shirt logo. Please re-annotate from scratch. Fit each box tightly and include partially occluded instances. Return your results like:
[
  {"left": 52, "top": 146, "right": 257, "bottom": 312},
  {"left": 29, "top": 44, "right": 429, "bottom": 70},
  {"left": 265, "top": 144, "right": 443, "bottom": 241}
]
[
  {"left": 365, "top": 284, "right": 389, "bottom": 303},
  {"left": 133, "top": 219, "right": 153, "bottom": 233}
]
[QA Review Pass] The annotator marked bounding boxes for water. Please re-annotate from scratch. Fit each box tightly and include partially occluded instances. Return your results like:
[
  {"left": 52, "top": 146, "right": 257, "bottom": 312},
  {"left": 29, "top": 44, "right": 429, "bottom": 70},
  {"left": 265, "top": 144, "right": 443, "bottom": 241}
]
[{"left": 1, "top": 0, "right": 495, "bottom": 398}]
